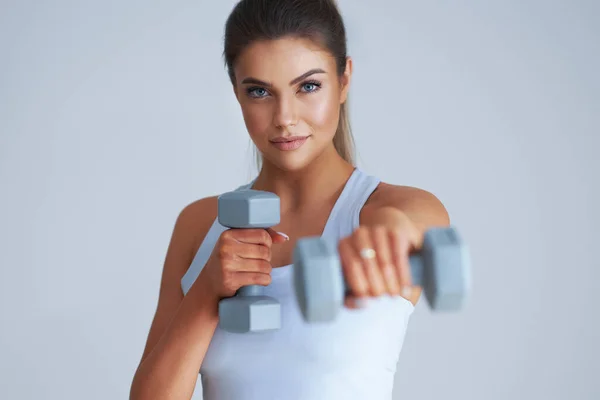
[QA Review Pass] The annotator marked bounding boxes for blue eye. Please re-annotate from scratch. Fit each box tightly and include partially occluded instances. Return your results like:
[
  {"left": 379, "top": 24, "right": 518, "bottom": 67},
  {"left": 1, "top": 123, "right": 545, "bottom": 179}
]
[
  {"left": 246, "top": 80, "right": 322, "bottom": 98},
  {"left": 301, "top": 81, "right": 321, "bottom": 93},
  {"left": 247, "top": 87, "right": 269, "bottom": 98}
]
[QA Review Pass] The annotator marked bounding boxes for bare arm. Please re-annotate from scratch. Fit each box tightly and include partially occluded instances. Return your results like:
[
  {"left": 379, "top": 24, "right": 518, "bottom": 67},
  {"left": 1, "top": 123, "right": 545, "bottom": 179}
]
[
  {"left": 130, "top": 197, "right": 219, "bottom": 400},
  {"left": 359, "top": 184, "right": 451, "bottom": 306}
]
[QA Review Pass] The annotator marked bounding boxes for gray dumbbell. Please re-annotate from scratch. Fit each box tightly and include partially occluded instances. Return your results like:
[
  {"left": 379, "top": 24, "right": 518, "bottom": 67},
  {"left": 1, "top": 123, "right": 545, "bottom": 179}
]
[
  {"left": 292, "top": 226, "right": 471, "bottom": 322},
  {"left": 217, "top": 189, "right": 281, "bottom": 333}
]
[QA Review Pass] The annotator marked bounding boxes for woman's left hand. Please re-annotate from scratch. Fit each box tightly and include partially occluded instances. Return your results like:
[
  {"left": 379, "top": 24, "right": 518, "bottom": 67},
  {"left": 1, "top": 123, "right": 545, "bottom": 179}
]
[{"left": 337, "top": 207, "right": 423, "bottom": 308}]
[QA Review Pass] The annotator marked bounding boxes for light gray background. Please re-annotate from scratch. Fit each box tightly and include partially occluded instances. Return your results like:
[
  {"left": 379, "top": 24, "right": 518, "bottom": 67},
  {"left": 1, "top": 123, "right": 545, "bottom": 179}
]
[{"left": 1, "top": 1, "right": 598, "bottom": 399}]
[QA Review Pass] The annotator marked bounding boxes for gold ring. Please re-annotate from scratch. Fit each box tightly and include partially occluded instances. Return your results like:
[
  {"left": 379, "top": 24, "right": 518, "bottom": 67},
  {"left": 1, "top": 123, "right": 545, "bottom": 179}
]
[{"left": 359, "top": 248, "right": 376, "bottom": 259}]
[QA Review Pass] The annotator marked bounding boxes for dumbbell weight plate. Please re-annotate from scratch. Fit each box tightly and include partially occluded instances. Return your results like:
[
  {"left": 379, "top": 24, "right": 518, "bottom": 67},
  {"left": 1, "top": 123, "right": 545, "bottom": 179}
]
[{"left": 292, "top": 237, "right": 345, "bottom": 323}]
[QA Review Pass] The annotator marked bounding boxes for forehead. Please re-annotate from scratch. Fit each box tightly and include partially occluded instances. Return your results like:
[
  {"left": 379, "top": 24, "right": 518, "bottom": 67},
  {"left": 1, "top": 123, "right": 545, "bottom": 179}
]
[{"left": 234, "top": 37, "right": 336, "bottom": 82}]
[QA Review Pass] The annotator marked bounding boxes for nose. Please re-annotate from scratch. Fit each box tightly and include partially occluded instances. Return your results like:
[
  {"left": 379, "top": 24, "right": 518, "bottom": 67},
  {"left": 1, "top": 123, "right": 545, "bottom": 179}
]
[{"left": 273, "top": 95, "right": 298, "bottom": 128}]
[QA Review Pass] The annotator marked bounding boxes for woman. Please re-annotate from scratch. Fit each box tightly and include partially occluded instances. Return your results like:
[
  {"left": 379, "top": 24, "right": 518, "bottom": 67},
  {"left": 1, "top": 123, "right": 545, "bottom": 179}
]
[{"left": 130, "top": 0, "right": 450, "bottom": 399}]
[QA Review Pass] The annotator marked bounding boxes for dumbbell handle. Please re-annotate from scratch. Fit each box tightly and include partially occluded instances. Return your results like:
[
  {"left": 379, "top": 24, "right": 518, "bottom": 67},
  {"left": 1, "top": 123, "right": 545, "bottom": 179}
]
[
  {"left": 237, "top": 285, "right": 263, "bottom": 296},
  {"left": 342, "top": 254, "right": 425, "bottom": 294},
  {"left": 408, "top": 254, "right": 425, "bottom": 286}
]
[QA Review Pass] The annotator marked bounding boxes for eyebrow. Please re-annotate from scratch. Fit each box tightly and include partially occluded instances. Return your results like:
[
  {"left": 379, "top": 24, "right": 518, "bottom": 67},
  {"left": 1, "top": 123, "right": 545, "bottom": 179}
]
[{"left": 240, "top": 68, "right": 326, "bottom": 87}]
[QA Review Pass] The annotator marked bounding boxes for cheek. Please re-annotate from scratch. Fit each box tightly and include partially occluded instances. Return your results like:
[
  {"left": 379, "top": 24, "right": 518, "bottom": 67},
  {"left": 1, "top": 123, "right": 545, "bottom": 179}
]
[
  {"left": 241, "top": 103, "right": 271, "bottom": 136},
  {"left": 304, "top": 90, "right": 341, "bottom": 132}
]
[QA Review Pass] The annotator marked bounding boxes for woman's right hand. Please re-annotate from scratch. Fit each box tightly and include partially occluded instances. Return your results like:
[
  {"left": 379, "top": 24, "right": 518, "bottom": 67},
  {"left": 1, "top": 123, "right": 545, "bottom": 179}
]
[{"left": 197, "top": 227, "right": 289, "bottom": 300}]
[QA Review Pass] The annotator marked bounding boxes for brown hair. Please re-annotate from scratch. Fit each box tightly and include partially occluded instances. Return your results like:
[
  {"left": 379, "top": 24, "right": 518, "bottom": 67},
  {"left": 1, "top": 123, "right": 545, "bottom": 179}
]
[{"left": 223, "top": 0, "right": 356, "bottom": 169}]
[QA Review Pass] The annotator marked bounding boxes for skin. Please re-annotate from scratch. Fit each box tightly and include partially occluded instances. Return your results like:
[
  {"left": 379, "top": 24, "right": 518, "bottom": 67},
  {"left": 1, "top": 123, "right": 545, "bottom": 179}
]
[
  {"left": 130, "top": 36, "right": 450, "bottom": 399},
  {"left": 231, "top": 37, "right": 450, "bottom": 306},
  {"left": 233, "top": 37, "right": 356, "bottom": 213}
]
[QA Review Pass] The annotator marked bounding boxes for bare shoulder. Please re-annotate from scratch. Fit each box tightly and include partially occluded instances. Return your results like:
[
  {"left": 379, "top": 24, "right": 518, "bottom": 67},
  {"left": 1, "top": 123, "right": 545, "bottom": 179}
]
[
  {"left": 178, "top": 195, "right": 219, "bottom": 224},
  {"left": 366, "top": 182, "right": 443, "bottom": 206},
  {"left": 175, "top": 195, "right": 220, "bottom": 262},
  {"left": 364, "top": 182, "right": 450, "bottom": 227},
  {"left": 160, "top": 194, "right": 220, "bottom": 298},
  {"left": 137, "top": 195, "right": 219, "bottom": 364}
]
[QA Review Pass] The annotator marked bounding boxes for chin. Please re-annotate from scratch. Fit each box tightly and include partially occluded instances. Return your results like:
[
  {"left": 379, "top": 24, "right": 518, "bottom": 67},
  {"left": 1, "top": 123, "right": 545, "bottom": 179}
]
[
  {"left": 261, "top": 148, "right": 317, "bottom": 172},
  {"left": 266, "top": 155, "right": 311, "bottom": 172}
]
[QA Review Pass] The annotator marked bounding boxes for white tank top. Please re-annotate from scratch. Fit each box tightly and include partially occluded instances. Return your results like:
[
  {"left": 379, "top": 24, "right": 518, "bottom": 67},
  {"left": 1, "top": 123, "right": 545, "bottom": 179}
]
[{"left": 181, "top": 168, "right": 415, "bottom": 400}]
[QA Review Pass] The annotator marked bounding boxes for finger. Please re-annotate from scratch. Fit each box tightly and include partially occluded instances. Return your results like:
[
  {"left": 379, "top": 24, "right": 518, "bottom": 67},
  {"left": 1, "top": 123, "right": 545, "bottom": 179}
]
[
  {"left": 389, "top": 228, "right": 413, "bottom": 299},
  {"left": 265, "top": 227, "right": 290, "bottom": 243},
  {"left": 233, "top": 242, "right": 272, "bottom": 261},
  {"left": 345, "top": 297, "right": 357, "bottom": 309},
  {"left": 372, "top": 225, "right": 401, "bottom": 296},
  {"left": 235, "top": 271, "right": 272, "bottom": 288},
  {"left": 338, "top": 238, "right": 369, "bottom": 299},
  {"left": 227, "top": 228, "right": 273, "bottom": 246},
  {"left": 353, "top": 227, "right": 387, "bottom": 297},
  {"left": 344, "top": 296, "right": 369, "bottom": 309},
  {"left": 227, "top": 259, "right": 272, "bottom": 274}
]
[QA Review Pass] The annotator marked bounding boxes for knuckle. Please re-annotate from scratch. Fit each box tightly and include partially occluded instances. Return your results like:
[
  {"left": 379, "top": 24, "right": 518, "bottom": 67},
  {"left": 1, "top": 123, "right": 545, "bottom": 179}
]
[
  {"left": 377, "top": 250, "right": 392, "bottom": 265},
  {"left": 220, "top": 258, "right": 234, "bottom": 273},
  {"left": 222, "top": 229, "right": 234, "bottom": 240},
  {"left": 373, "top": 225, "right": 387, "bottom": 236},
  {"left": 223, "top": 274, "right": 236, "bottom": 291},
  {"left": 256, "top": 273, "right": 271, "bottom": 286},
  {"left": 261, "top": 245, "right": 271, "bottom": 260},
  {"left": 218, "top": 244, "right": 233, "bottom": 260},
  {"left": 354, "top": 226, "right": 369, "bottom": 241},
  {"left": 260, "top": 260, "right": 272, "bottom": 273},
  {"left": 261, "top": 230, "right": 272, "bottom": 245},
  {"left": 356, "top": 225, "right": 369, "bottom": 235}
]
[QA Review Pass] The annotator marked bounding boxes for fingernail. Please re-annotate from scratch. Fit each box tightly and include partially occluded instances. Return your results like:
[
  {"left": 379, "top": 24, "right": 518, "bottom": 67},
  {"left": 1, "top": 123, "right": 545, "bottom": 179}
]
[{"left": 276, "top": 231, "right": 289, "bottom": 240}]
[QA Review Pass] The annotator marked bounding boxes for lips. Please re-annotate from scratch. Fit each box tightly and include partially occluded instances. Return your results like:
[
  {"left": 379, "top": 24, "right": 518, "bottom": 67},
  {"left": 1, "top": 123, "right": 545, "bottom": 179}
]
[
  {"left": 270, "top": 136, "right": 309, "bottom": 151},
  {"left": 270, "top": 136, "right": 308, "bottom": 143}
]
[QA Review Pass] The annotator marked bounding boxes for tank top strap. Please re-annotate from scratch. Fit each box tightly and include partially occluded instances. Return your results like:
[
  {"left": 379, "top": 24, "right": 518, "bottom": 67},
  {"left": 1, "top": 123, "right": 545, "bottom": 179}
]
[
  {"left": 322, "top": 168, "right": 382, "bottom": 241},
  {"left": 181, "top": 180, "right": 256, "bottom": 295}
]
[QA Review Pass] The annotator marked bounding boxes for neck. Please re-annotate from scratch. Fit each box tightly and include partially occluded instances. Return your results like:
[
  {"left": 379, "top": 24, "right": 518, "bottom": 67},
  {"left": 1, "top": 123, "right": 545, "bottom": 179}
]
[{"left": 251, "top": 145, "right": 355, "bottom": 214}]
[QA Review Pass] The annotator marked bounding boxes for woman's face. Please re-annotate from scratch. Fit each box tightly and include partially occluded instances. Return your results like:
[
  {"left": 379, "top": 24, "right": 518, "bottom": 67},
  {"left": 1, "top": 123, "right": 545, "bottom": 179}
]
[{"left": 233, "top": 37, "right": 352, "bottom": 171}]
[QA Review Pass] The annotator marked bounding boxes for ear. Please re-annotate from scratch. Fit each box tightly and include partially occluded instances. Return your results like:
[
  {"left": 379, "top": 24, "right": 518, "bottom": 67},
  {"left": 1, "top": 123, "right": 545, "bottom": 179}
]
[{"left": 339, "top": 56, "right": 353, "bottom": 104}]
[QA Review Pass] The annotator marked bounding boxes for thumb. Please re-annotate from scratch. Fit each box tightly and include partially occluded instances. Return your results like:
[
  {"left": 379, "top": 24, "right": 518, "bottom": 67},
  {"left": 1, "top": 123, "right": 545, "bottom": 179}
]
[{"left": 265, "top": 228, "right": 289, "bottom": 243}]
